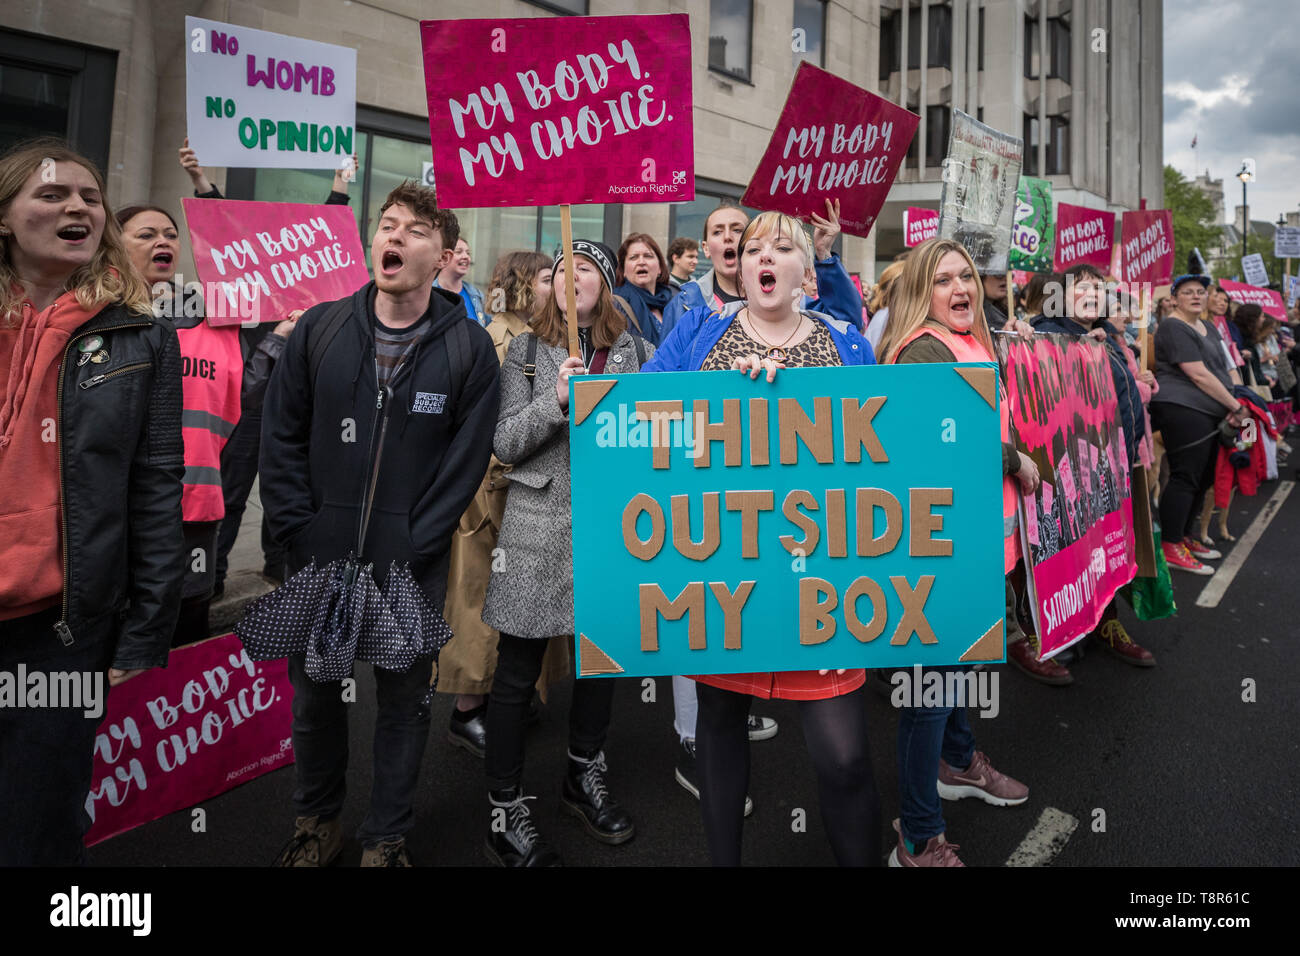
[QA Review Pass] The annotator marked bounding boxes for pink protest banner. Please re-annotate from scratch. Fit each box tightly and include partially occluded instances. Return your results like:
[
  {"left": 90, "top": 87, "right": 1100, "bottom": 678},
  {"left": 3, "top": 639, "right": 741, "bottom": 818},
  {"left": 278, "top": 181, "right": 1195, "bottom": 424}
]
[
  {"left": 85, "top": 633, "right": 293, "bottom": 845},
  {"left": 742, "top": 62, "right": 918, "bottom": 237},
  {"left": 1118, "top": 210, "right": 1174, "bottom": 285},
  {"left": 182, "top": 198, "right": 368, "bottom": 327},
  {"left": 995, "top": 333, "right": 1137, "bottom": 658},
  {"left": 1220, "top": 278, "right": 1287, "bottom": 319},
  {"left": 1054, "top": 203, "right": 1116, "bottom": 271},
  {"left": 904, "top": 207, "right": 939, "bottom": 246},
  {"left": 419, "top": 16, "right": 693, "bottom": 208}
]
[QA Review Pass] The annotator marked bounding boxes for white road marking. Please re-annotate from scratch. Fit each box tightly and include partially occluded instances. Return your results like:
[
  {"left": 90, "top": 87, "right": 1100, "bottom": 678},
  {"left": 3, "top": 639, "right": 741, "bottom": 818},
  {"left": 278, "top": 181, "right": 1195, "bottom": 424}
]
[
  {"left": 1005, "top": 807, "right": 1078, "bottom": 867},
  {"left": 1195, "top": 480, "right": 1294, "bottom": 608}
]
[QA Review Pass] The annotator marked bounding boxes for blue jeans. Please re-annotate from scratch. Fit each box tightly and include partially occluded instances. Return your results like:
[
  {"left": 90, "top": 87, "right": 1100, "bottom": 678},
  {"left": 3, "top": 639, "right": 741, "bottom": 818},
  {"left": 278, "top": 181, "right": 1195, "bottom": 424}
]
[
  {"left": 287, "top": 653, "right": 433, "bottom": 848},
  {"left": 896, "top": 666, "right": 977, "bottom": 845}
]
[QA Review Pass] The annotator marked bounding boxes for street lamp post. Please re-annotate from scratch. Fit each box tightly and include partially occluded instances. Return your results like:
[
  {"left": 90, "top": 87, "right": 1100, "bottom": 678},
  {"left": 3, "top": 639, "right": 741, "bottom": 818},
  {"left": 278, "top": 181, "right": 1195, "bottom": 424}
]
[{"left": 1237, "top": 160, "right": 1254, "bottom": 262}]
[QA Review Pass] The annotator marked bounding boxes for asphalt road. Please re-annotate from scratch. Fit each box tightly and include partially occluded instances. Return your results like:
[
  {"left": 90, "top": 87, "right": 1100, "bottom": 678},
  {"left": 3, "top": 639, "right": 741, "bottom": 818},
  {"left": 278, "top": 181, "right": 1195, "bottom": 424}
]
[{"left": 88, "top": 473, "right": 1300, "bottom": 868}]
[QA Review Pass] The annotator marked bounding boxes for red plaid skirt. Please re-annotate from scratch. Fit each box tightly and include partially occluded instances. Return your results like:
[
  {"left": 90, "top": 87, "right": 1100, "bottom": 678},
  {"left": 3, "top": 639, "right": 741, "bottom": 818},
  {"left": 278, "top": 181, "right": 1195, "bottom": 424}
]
[{"left": 691, "top": 669, "right": 867, "bottom": 701}]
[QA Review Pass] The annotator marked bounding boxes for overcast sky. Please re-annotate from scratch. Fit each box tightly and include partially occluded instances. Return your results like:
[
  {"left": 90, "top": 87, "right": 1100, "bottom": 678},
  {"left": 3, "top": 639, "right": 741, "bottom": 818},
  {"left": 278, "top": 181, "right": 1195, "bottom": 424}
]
[{"left": 1163, "top": 0, "right": 1300, "bottom": 225}]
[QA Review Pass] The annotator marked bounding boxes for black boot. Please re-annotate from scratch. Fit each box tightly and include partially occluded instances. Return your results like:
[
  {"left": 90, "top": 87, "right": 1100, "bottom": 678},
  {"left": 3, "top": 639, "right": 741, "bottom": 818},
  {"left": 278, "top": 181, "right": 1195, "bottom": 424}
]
[
  {"left": 561, "top": 749, "right": 635, "bottom": 845},
  {"left": 484, "top": 788, "right": 561, "bottom": 867}
]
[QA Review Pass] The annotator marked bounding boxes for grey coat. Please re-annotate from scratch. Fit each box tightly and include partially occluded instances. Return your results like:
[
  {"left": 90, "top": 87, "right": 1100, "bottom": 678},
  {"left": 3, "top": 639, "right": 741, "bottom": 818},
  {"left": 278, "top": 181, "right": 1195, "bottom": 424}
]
[{"left": 482, "top": 330, "right": 653, "bottom": 638}]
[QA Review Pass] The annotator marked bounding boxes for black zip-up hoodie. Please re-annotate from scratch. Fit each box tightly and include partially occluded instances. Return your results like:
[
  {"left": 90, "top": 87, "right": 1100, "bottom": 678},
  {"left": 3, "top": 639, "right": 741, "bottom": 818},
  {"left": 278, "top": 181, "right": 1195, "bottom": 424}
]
[{"left": 260, "top": 281, "right": 499, "bottom": 607}]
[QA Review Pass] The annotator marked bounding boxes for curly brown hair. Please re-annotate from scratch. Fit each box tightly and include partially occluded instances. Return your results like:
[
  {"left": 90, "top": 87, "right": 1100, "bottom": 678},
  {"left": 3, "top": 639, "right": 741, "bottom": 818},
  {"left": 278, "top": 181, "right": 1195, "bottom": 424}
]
[
  {"left": 378, "top": 180, "right": 459, "bottom": 250},
  {"left": 488, "top": 250, "right": 550, "bottom": 317}
]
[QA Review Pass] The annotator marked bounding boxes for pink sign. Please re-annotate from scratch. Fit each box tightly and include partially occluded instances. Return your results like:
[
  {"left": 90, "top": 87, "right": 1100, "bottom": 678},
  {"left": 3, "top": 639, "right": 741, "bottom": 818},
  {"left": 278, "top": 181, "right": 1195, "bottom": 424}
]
[
  {"left": 742, "top": 62, "right": 918, "bottom": 237},
  {"left": 904, "top": 207, "right": 940, "bottom": 246},
  {"left": 182, "top": 199, "right": 369, "bottom": 327},
  {"left": 85, "top": 633, "right": 294, "bottom": 846},
  {"left": 1119, "top": 210, "right": 1174, "bottom": 285},
  {"left": 996, "top": 333, "right": 1138, "bottom": 657},
  {"left": 1054, "top": 203, "right": 1115, "bottom": 272},
  {"left": 1220, "top": 278, "right": 1288, "bottom": 319},
  {"left": 420, "top": 16, "right": 693, "bottom": 208}
]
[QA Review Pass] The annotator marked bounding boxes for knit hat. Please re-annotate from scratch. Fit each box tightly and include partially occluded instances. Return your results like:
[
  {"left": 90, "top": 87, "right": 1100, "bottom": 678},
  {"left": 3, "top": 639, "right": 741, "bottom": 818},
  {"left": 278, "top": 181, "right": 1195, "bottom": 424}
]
[{"left": 553, "top": 240, "right": 616, "bottom": 293}]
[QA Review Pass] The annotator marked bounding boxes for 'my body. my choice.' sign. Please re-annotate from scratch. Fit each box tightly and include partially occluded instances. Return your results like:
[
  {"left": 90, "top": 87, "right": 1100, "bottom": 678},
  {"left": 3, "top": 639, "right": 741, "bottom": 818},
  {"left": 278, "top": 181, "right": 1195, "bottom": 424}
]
[{"left": 420, "top": 16, "right": 694, "bottom": 207}]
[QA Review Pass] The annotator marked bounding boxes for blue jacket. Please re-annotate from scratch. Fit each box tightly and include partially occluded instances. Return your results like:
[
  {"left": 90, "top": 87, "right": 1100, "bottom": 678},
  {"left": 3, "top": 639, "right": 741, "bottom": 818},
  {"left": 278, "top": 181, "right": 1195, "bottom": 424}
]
[
  {"left": 660, "top": 253, "right": 864, "bottom": 338},
  {"left": 643, "top": 300, "right": 876, "bottom": 373},
  {"left": 434, "top": 277, "right": 487, "bottom": 326},
  {"left": 1030, "top": 314, "right": 1143, "bottom": 466}
]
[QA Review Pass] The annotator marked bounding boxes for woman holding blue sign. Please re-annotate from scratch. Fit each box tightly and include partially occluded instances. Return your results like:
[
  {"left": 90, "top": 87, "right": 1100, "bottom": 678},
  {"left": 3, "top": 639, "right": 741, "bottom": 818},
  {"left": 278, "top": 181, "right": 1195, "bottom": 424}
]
[
  {"left": 878, "top": 237, "right": 1035, "bottom": 867},
  {"left": 481, "top": 239, "right": 652, "bottom": 867},
  {"left": 643, "top": 210, "right": 882, "bottom": 867}
]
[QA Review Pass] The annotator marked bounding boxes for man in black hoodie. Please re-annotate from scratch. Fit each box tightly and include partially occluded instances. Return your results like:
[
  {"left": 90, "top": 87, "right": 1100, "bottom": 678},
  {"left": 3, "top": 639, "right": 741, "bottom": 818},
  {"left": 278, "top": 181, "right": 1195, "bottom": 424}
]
[{"left": 261, "top": 181, "right": 499, "bottom": 866}]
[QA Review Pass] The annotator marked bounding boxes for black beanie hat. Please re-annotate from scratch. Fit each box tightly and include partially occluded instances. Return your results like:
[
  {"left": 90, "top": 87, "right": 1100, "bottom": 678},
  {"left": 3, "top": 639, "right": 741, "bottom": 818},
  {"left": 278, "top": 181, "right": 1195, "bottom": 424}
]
[{"left": 552, "top": 239, "right": 617, "bottom": 293}]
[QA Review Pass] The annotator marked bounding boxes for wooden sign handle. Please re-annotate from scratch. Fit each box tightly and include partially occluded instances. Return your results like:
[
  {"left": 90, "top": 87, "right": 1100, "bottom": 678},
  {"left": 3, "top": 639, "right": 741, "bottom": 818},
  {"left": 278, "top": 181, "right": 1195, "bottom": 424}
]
[
  {"left": 1139, "top": 287, "right": 1153, "bottom": 373},
  {"left": 560, "top": 204, "right": 580, "bottom": 360}
]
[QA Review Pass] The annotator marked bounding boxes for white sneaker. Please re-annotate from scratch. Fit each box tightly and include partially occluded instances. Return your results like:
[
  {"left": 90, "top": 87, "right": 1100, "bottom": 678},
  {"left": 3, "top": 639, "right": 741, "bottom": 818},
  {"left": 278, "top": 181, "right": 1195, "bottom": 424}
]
[{"left": 746, "top": 714, "right": 778, "bottom": 741}]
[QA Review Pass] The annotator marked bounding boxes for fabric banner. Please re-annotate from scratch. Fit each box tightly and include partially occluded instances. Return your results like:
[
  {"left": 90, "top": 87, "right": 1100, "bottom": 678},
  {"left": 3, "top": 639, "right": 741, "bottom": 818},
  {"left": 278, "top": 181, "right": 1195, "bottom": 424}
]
[
  {"left": 742, "top": 62, "right": 918, "bottom": 237},
  {"left": 1118, "top": 209, "right": 1175, "bottom": 286},
  {"left": 182, "top": 198, "right": 369, "bottom": 326},
  {"left": 568, "top": 363, "right": 1007, "bottom": 677},
  {"left": 1054, "top": 203, "right": 1115, "bottom": 272},
  {"left": 995, "top": 334, "right": 1138, "bottom": 658},
  {"left": 419, "top": 15, "right": 693, "bottom": 208},
  {"left": 1008, "top": 177, "right": 1054, "bottom": 272},
  {"left": 938, "top": 110, "right": 1023, "bottom": 272},
  {"left": 1220, "top": 278, "right": 1287, "bottom": 319},
  {"left": 184, "top": 16, "right": 356, "bottom": 170},
  {"left": 904, "top": 207, "right": 940, "bottom": 247},
  {"left": 85, "top": 633, "right": 294, "bottom": 846}
]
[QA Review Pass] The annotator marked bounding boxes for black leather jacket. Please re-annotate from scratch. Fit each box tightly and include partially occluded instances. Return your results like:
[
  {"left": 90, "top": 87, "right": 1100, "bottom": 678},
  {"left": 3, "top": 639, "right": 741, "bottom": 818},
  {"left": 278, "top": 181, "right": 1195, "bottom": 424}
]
[{"left": 53, "top": 303, "right": 185, "bottom": 669}]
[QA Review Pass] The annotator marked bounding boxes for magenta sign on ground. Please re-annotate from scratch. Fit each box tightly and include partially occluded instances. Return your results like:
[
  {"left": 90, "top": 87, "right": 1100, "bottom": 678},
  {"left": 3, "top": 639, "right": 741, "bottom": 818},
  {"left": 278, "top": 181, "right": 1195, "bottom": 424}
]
[
  {"left": 996, "top": 334, "right": 1138, "bottom": 659},
  {"left": 182, "top": 198, "right": 369, "bottom": 326},
  {"left": 420, "top": 15, "right": 693, "bottom": 207},
  {"left": 742, "top": 62, "right": 917, "bottom": 237},
  {"left": 86, "top": 633, "right": 293, "bottom": 845},
  {"left": 1118, "top": 210, "right": 1175, "bottom": 286},
  {"left": 1053, "top": 203, "right": 1115, "bottom": 272}
]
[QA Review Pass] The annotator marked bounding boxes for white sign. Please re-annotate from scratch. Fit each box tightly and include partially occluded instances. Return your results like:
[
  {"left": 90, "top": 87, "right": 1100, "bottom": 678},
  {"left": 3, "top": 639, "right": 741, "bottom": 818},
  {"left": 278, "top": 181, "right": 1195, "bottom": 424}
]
[
  {"left": 1241, "top": 253, "right": 1268, "bottom": 287},
  {"left": 185, "top": 16, "right": 356, "bottom": 170},
  {"left": 420, "top": 161, "right": 436, "bottom": 189},
  {"left": 1274, "top": 226, "right": 1300, "bottom": 259},
  {"left": 1287, "top": 276, "right": 1300, "bottom": 309}
]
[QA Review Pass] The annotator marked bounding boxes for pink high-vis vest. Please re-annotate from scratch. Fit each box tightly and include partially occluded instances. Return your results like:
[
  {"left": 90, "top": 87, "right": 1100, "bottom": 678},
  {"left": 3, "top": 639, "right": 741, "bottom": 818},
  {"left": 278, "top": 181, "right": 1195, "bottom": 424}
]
[
  {"left": 176, "top": 323, "right": 242, "bottom": 522},
  {"left": 896, "top": 324, "right": 1022, "bottom": 573}
]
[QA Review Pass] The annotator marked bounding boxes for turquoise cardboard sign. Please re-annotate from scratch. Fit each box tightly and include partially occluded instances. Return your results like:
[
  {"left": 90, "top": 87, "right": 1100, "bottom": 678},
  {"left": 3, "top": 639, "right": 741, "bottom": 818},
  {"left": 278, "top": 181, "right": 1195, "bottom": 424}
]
[{"left": 569, "top": 363, "right": 1007, "bottom": 678}]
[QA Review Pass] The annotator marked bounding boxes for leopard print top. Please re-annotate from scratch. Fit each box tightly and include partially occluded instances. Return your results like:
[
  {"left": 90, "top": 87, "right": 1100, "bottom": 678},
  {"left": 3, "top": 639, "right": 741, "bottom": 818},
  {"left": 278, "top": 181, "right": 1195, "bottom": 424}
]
[{"left": 700, "top": 314, "right": 842, "bottom": 371}]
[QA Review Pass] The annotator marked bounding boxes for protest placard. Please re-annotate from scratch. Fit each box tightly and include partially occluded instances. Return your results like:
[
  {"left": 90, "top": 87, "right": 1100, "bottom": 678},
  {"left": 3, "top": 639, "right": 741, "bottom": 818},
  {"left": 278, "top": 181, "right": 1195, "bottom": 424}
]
[
  {"left": 1287, "top": 275, "right": 1300, "bottom": 309},
  {"left": 1008, "top": 177, "right": 1054, "bottom": 273},
  {"left": 904, "top": 207, "right": 940, "bottom": 247},
  {"left": 996, "top": 334, "right": 1138, "bottom": 658},
  {"left": 568, "top": 364, "right": 1007, "bottom": 677},
  {"left": 1220, "top": 278, "right": 1287, "bottom": 318},
  {"left": 1054, "top": 203, "right": 1115, "bottom": 272},
  {"left": 184, "top": 17, "right": 356, "bottom": 170},
  {"left": 742, "top": 63, "right": 917, "bottom": 237},
  {"left": 1274, "top": 226, "right": 1300, "bottom": 259},
  {"left": 1241, "top": 253, "right": 1269, "bottom": 287},
  {"left": 86, "top": 634, "right": 293, "bottom": 846},
  {"left": 937, "top": 110, "right": 1023, "bottom": 272},
  {"left": 182, "top": 198, "right": 370, "bottom": 327},
  {"left": 419, "top": 15, "right": 693, "bottom": 208},
  {"left": 1119, "top": 209, "right": 1175, "bottom": 285}
]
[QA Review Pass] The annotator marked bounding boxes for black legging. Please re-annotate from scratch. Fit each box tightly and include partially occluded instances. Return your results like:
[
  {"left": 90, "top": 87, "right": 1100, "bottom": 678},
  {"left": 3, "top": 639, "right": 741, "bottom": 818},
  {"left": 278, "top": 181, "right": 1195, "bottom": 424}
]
[
  {"left": 1153, "top": 402, "right": 1221, "bottom": 541},
  {"left": 695, "top": 682, "right": 881, "bottom": 866}
]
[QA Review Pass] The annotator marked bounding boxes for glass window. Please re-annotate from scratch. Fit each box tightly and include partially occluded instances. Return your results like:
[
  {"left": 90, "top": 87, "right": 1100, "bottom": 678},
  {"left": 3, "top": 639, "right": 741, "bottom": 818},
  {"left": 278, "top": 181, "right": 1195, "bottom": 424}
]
[
  {"left": 978, "top": 7, "right": 985, "bottom": 71},
  {"left": 927, "top": 3, "right": 952, "bottom": 69},
  {"left": 1024, "top": 16, "right": 1040, "bottom": 78},
  {"left": 0, "top": 62, "right": 72, "bottom": 149},
  {"left": 522, "top": 0, "right": 587, "bottom": 13},
  {"left": 1048, "top": 16, "right": 1071, "bottom": 81},
  {"left": 1047, "top": 115, "right": 1069, "bottom": 175},
  {"left": 709, "top": 0, "right": 753, "bottom": 82},
  {"left": 879, "top": 11, "right": 899, "bottom": 79},
  {"left": 925, "top": 106, "right": 950, "bottom": 167},
  {"left": 1023, "top": 114, "right": 1039, "bottom": 176},
  {"left": 793, "top": 0, "right": 826, "bottom": 68}
]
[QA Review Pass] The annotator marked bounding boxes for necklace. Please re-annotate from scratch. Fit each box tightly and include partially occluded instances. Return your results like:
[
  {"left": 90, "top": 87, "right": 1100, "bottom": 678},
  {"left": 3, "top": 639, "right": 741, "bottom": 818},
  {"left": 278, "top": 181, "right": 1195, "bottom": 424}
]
[{"left": 743, "top": 310, "right": 803, "bottom": 362}]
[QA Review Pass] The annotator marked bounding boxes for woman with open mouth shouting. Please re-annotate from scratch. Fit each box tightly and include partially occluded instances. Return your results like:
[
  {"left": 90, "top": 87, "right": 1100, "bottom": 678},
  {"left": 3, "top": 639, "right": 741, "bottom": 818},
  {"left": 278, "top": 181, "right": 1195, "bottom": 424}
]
[
  {"left": 643, "top": 211, "right": 880, "bottom": 866},
  {"left": 116, "top": 205, "right": 300, "bottom": 647}
]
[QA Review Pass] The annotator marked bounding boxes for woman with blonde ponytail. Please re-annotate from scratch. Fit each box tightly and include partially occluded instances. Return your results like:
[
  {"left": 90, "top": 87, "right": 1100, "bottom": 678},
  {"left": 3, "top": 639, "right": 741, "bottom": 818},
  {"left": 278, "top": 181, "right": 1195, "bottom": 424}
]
[{"left": 0, "top": 139, "right": 183, "bottom": 865}]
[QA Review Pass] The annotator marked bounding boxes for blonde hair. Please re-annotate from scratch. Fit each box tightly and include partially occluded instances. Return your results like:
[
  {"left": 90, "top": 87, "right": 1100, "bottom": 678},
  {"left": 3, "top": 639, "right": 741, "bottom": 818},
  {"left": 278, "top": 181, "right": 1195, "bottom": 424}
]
[
  {"left": 0, "top": 139, "right": 151, "bottom": 324},
  {"left": 869, "top": 259, "right": 908, "bottom": 314},
  {"left": 878, "top": 238, "right": 992, "bottom": 365},
  {"left": 734, "top": 211, "right": 814, "bottom": 301}
]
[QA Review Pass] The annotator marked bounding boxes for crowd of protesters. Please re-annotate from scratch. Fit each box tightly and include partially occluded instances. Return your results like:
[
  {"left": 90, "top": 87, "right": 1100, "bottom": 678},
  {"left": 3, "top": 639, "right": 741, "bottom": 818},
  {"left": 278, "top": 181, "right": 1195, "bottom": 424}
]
[{"left": 3, "top": 132, "right": 1296, "bottom": 870}]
